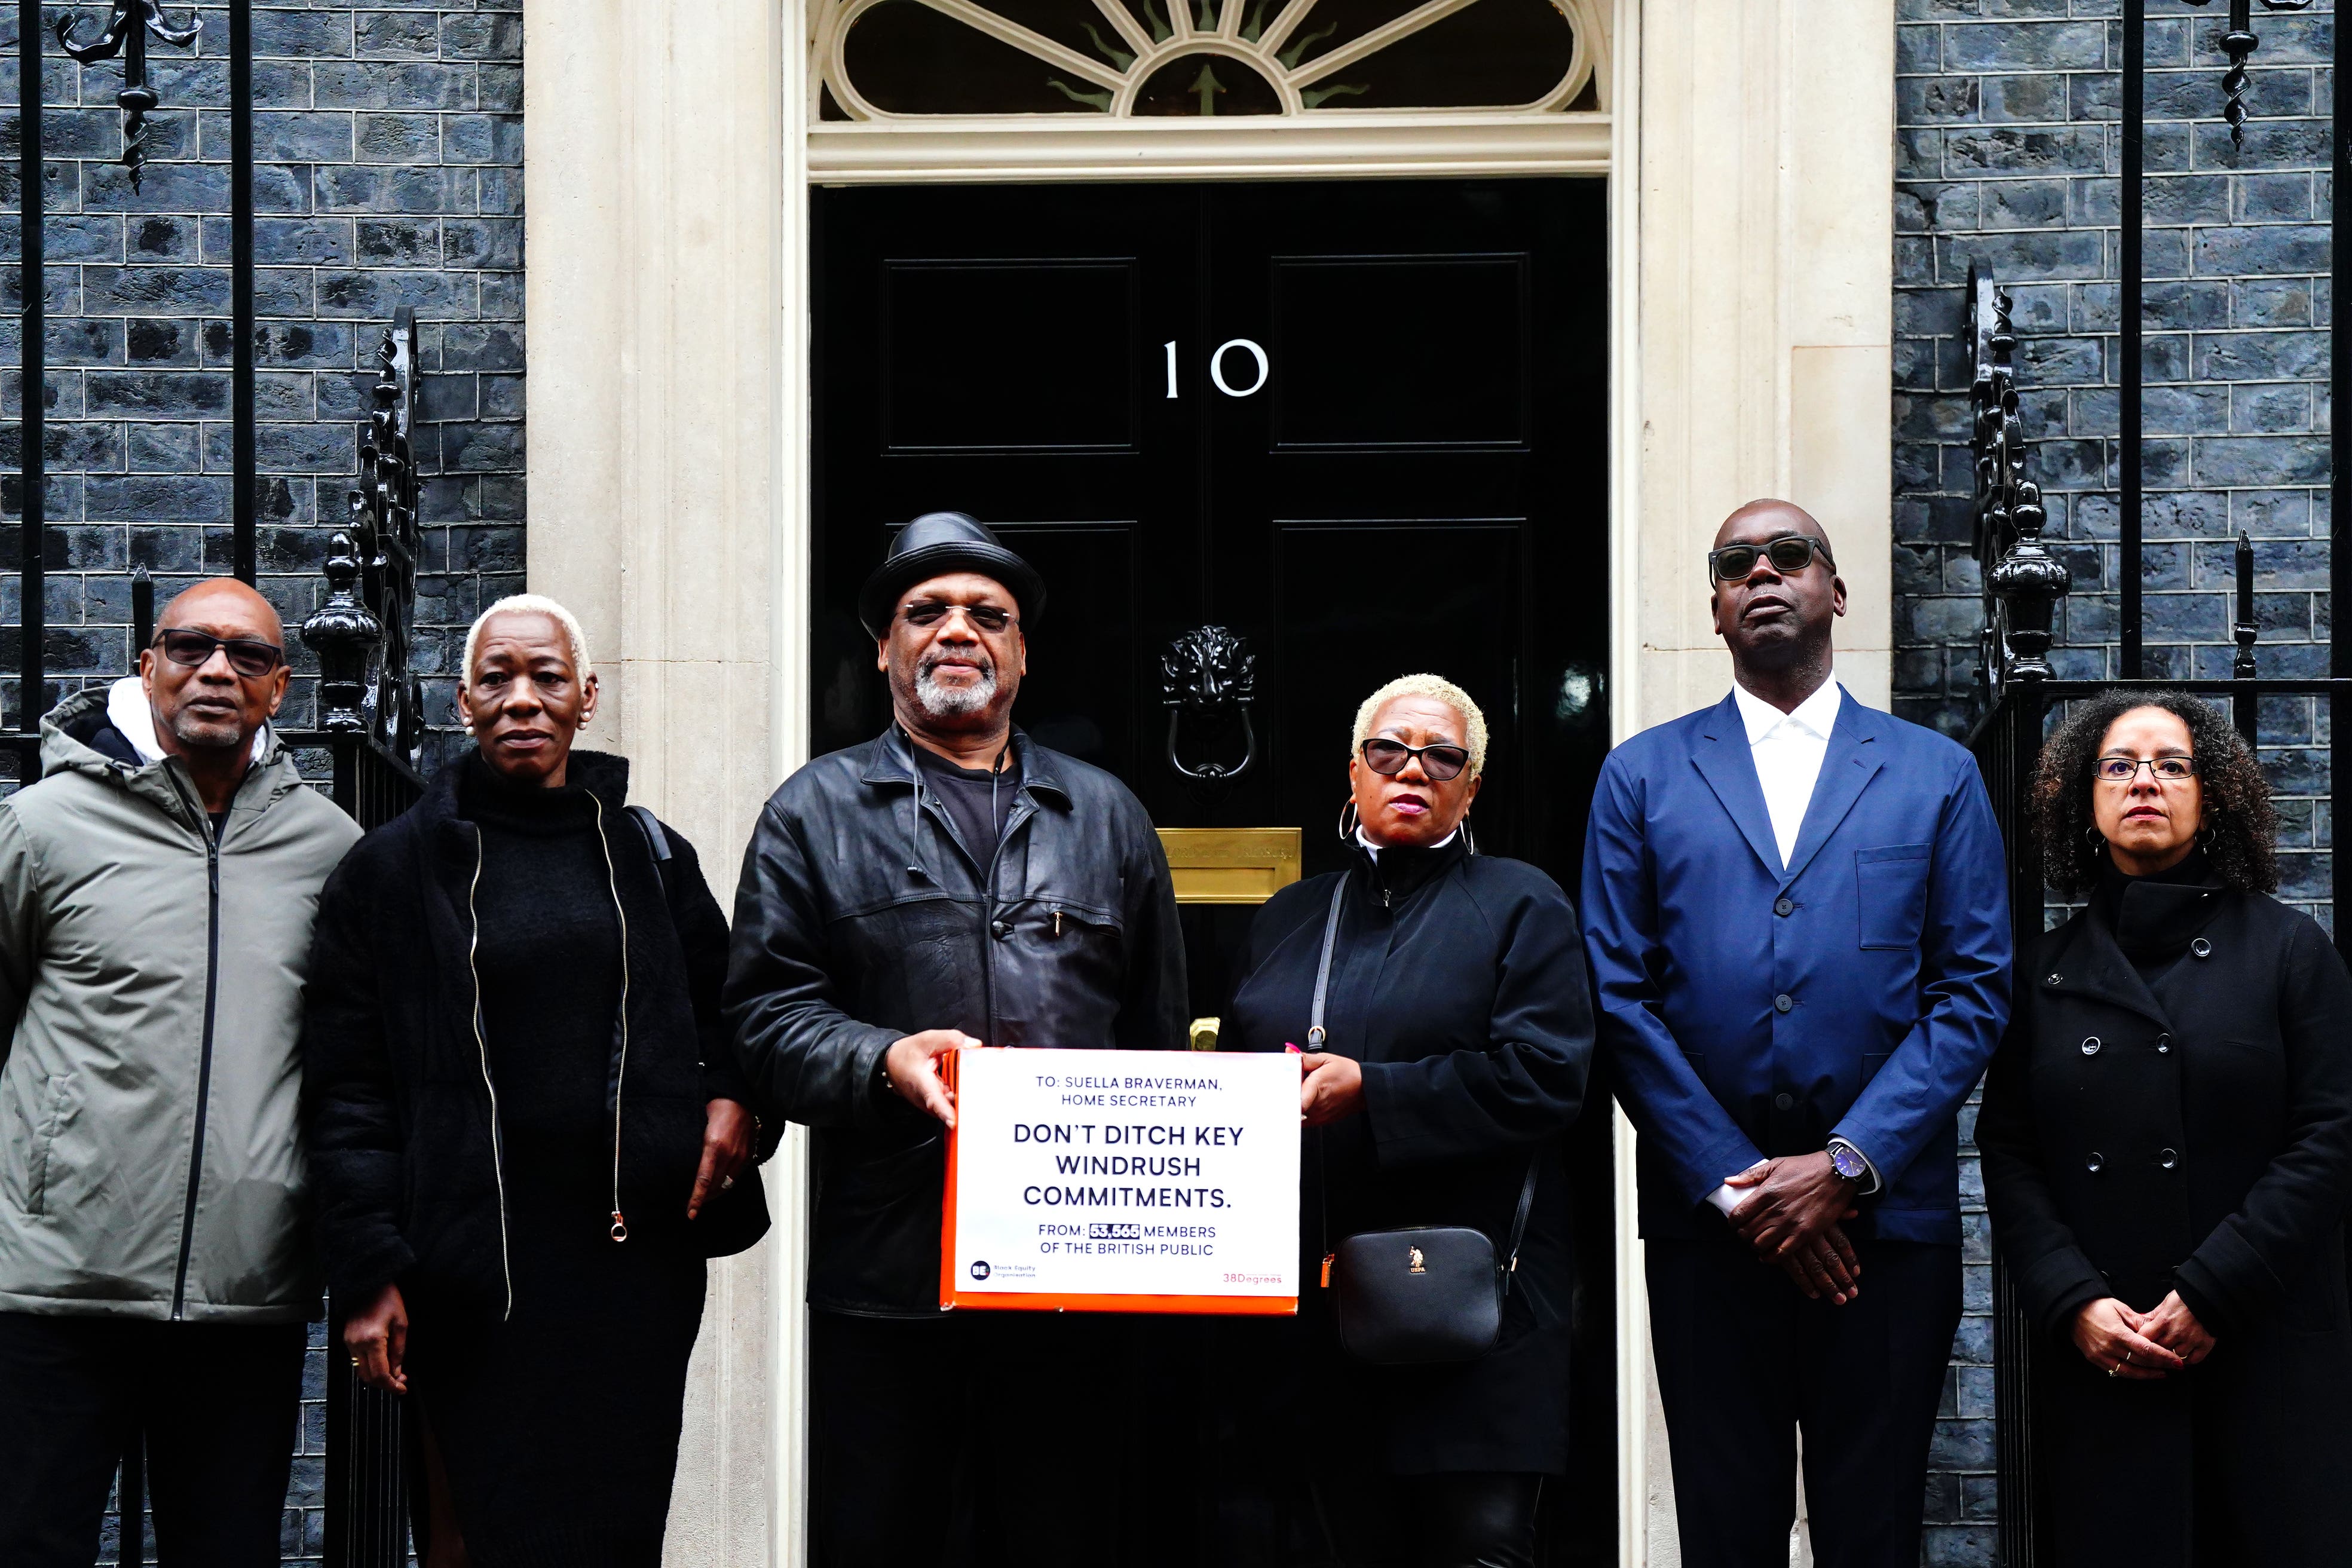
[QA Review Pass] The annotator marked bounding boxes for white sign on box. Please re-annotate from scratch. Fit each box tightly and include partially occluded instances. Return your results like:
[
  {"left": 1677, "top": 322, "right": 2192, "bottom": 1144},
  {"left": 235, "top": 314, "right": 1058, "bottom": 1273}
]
[{"left": 940, "top": 1046, "right": 1302, "bottom": 1314}]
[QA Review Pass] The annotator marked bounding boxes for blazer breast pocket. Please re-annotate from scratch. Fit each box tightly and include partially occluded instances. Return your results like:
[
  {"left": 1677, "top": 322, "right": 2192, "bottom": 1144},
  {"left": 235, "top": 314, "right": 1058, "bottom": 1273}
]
[{"left": 1855, "top": 843, "right": 1933, "bottom": 951}]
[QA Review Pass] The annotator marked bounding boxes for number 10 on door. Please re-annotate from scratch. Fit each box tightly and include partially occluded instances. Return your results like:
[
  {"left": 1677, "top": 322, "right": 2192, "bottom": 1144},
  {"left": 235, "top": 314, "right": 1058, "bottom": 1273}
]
[{"left": 1165, "top": 340, "right": 1269, "bottom": 399}]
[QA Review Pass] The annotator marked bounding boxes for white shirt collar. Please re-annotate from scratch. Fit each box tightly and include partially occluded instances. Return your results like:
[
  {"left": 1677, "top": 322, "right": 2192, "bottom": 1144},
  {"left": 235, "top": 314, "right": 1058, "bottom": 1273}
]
[
  {"left": 1731, "top": 673, "right": 1842, "bottom": 746},
  {"left": 1356, "top": 825, "right": 1458, "bottom": 862}
]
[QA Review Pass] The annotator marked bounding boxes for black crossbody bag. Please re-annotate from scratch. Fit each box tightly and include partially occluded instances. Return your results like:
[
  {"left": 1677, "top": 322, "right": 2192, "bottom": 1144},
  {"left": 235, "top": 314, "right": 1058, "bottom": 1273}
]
[{"left": 1307, "top": 870, "right": 1538, "bottom": 1366}]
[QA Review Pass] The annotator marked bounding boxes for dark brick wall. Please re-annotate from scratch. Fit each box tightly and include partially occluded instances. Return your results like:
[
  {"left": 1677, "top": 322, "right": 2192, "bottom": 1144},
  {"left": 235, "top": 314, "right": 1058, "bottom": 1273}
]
[
  {"left": 0, "top": 5, "right": 522, "bottom": 1559},
  {"left": 1894, "top": 4, "right": 2334, "bottom": 1564}
]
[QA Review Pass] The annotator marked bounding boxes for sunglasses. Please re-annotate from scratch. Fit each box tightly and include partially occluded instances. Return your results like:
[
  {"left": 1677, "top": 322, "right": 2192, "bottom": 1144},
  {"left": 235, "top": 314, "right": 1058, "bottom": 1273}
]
[
  {"left": 902, "top": 601, "right": 1017, "bottom": 634},
  {"left": 1708, "top": 534, "right": 1836, "bottom": 584},
  {"left": 2094, "top": 754, "right": 2197, "bottom": 783},
  {"left": 152, "top": 628, "right": 284, "bottom": 679},
  {"left": 1360, "top": 737, "right": 1472, "bottom": 782}
]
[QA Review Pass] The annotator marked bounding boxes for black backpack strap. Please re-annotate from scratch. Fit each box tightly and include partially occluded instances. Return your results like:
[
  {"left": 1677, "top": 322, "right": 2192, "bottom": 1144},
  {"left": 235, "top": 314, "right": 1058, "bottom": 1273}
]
[
  {"left": 627, "top": 804, "right": 672, "bottom": 864},
  {"left": 627, "top": 805, "right": 675, "bottom": 909}
]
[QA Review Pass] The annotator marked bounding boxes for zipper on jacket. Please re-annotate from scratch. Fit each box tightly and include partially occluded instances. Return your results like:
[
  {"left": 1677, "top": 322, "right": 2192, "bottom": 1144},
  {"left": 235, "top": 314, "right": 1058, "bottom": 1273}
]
[
  {"left": 168, "top": 790, "right": 223, "bottom": 1321},
  {"left": 465, "top": 826, "right": 517, "bottom": 1319},
  {"left": 590, "top": 797, "right": 632, "bottom": 1243}
]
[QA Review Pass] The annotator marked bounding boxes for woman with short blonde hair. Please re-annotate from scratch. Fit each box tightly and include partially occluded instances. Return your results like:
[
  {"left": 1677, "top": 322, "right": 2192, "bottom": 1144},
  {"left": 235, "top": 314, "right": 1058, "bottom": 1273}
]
[{"left": 1226, "top": 672, "right": 1594, "bottom": 1566}]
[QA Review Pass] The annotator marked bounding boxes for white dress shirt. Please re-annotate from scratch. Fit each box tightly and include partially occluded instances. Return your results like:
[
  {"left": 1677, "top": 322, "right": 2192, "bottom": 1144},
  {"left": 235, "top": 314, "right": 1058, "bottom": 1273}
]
[
  {"left": 1731, "top": 674, "right": 1843, "bottom": 869},
  {"left": 1707, "top": 674, "right": 1846, "bottom": 1217}
]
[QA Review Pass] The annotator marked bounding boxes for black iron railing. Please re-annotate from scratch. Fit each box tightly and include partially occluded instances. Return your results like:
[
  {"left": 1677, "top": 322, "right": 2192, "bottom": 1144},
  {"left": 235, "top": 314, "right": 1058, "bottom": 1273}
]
[
  {"left": 1965, "top": 17, "right": 2350, "bottom": 1565},
  {"left": 13, "top": 36, "right": 428, "bottom": 1537}
]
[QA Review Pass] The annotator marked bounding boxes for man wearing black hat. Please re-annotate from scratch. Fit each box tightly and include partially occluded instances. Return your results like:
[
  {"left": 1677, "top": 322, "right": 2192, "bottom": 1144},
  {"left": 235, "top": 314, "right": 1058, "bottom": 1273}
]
[{"left": 725, "top": 512, "right": 1187, "bottom": 1566}]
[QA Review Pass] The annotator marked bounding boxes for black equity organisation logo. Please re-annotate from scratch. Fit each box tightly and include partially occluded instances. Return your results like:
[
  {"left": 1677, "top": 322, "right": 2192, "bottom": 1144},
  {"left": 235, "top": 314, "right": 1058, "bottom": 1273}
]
[{"left": 970, "top": 1260, "right": 991, "bottom": 1280}]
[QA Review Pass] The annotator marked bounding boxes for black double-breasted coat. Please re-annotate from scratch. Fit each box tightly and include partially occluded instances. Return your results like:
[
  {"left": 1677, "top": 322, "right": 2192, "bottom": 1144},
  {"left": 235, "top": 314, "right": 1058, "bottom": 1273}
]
[
  {"left": 1977, "top": 865, "right": 2352, "bottom": 1563},
  {"left": 1227, "top": 837, "right": 1595, "bottom": 1475}
]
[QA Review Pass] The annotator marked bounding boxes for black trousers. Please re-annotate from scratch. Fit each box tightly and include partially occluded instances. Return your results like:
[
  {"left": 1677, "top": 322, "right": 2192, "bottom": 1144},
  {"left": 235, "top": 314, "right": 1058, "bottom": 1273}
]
[
  {"left": 810, "top": 1307, "right": 1199, "bottom": 1568},
  {"left": 0, "top": 1312, "right": 304, "bottom": 1568},
  {"left": 1646, "top": 1239, "right": 1961, "bottom": 1568},
  {"left": 1313, "top": 1472, "right": 1543, "bottom": 1568}
]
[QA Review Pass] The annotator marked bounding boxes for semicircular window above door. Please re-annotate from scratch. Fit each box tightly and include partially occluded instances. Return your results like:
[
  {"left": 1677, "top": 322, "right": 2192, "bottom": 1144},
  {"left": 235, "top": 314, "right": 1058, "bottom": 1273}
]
[{"left": 813, "top": 0, "right": 1609, "bottom": 119}]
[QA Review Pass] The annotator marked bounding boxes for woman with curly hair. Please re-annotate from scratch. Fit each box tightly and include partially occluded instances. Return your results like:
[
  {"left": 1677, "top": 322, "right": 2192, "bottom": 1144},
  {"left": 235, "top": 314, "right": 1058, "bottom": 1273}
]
[{"left": 1978, "top": 690, "right": 2352, "bottom": 1564}]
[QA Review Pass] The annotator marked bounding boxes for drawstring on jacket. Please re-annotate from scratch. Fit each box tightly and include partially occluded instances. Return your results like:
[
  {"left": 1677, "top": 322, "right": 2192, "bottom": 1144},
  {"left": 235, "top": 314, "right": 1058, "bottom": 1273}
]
[{"left": 899, "top": 728, "right": 933, "bottom": 884}]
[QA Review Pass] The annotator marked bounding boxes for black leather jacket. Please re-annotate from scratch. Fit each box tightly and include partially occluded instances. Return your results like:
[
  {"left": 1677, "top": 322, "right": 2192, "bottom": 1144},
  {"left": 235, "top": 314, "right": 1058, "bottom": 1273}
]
[{"left": 723, "top": 726, "right": 1187, "bottom": 1315}]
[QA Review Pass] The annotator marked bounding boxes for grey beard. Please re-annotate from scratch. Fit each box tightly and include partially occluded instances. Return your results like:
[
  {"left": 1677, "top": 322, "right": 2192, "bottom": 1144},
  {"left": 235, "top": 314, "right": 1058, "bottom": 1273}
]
[
  {"left": 914, "top": 662, "right": 997, "bottom": 718},
  {"left": 164, "top": 707, "right": 247, "bottom": 751}
]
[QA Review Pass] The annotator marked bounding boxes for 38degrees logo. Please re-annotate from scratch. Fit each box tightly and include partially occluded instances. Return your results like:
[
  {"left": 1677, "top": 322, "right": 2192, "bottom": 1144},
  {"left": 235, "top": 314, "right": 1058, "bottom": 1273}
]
[{"left": 969, "top": 1261, "right": 991, "bottom": 1280}]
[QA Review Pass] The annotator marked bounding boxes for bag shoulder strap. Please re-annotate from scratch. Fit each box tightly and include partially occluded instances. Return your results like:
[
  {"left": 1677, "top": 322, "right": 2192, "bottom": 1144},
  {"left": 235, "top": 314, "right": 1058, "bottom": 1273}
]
[
  {"left": 1500, "top": 1156, "right": 1541, "bottom": 1297},
  {"left": 1307, "top": 871, "right": 1348, "bottom": 1049},
  {"left": 1310, "top": 871, "right": 1348, "bottom": 1271}
]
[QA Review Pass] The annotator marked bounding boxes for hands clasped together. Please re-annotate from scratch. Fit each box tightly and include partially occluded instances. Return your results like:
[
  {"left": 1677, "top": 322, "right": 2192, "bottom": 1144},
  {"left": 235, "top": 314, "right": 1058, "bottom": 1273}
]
[
  {"left": 2069, "top": 1292, "right": 2215, "bottom": 1380},
  {"left": 1726, "top": 1152, "right": 1865, "bottom": 1306}
]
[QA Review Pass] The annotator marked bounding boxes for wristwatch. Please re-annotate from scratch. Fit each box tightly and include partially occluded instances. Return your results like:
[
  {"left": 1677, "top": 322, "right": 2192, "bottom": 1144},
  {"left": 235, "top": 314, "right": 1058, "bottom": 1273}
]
[{"left": 1826, "top": 1137, "right": 1878, "bottom": 1193}]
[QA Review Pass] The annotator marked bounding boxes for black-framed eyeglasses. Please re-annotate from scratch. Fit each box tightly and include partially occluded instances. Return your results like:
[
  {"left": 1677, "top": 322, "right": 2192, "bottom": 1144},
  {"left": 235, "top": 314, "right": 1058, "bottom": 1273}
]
[
  {"left": 152, "top": 628, "right": 284, "bottom": 679},
  {"left": 2094, "top": 754, "right": 2197, "bottom": 784},
  {"left": 1360, "top": 737, "right": 1472, "bottom": 782},
  {"left": 901, "top": 601, "right": 1018, "bottom": 634},
  {"left": 1708, "top": 534, "right": 1836, "bottom": 584}
]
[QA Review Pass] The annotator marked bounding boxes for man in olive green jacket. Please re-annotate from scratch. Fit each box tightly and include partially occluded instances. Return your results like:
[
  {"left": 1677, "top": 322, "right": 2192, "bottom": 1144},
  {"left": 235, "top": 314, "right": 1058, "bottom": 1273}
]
[{"left": 0, "top": 579, "right": 360, "bottom": 1567}]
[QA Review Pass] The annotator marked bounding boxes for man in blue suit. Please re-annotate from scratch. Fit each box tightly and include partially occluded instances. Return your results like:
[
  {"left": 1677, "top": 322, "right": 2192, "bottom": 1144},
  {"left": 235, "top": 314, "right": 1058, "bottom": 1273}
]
[{"left": 1582, "top": 499, "right": 2011, "bottom": 1567}]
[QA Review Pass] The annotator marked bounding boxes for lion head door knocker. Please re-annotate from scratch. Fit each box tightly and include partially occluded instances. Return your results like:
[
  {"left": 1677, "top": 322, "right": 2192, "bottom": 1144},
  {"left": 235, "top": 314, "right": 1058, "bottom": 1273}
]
[
  {"left": 1407, "top": 1246, "right": 1427, "bottom": 1275},
  {"left": 1162, "top": 626, "right": 1257, "bottom": 799}
]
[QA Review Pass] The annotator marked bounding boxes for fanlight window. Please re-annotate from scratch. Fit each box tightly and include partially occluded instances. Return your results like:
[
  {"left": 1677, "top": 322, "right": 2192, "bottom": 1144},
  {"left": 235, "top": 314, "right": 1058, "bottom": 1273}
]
[{"left": 813, "top": 0, "right": 1607, "bottom": 119}]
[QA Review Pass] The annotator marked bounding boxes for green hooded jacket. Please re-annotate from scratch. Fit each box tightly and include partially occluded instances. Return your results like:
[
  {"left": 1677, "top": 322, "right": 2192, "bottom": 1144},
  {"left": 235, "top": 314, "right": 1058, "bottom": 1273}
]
[{"left": 0, "top": 686, "right": 361, "bottom": 1321}]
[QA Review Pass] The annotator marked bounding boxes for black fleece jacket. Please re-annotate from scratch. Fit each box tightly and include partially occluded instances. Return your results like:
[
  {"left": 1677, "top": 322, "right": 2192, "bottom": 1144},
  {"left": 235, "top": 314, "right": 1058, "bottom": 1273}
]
[{"left": 302, "top": 750, "right": 767, "bottom": 1315}]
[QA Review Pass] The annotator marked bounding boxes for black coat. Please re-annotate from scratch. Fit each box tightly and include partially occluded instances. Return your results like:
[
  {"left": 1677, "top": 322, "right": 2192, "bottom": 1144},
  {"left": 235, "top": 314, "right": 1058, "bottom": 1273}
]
[
  {"left": 1227, "top": 837, "right": 1595, "bottom": 1474},
  {"left": 722, "top": 725, "right": 1187, "bottom": 1316},
  {"left": 303, "top": 752, "right": 768, "bottom": 1316},
  {"left": 1977, "top": 869, "right": 2352, "bottom": 1561}
]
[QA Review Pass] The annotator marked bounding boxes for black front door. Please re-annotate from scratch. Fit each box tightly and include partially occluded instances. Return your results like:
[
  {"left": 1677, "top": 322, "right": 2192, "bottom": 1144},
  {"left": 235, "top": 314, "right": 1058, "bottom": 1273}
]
[{"left": 813, "top": 177, "right": 1615, "bottom": 1564}]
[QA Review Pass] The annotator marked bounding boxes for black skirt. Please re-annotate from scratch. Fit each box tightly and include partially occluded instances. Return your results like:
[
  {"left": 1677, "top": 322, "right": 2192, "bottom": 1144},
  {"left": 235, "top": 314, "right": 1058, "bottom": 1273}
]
[{"left": 409, "top": 1168, "right": 707, "bottom": 1568}]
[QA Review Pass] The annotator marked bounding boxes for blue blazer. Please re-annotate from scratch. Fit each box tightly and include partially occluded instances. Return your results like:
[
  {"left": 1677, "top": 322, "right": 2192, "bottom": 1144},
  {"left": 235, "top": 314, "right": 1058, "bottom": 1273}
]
[{"left": 1579, "top": 688, "right": 2012, "bottom": 1244}]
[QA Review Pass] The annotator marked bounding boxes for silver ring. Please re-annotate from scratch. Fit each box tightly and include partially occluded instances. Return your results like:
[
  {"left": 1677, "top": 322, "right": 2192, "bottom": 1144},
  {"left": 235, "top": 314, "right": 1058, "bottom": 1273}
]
[
  {"left": 2108, "top": 1365, "right": 2121, "bottom": 1378},
  {"left": 721, "top": 1175, "right": 736, "bottom": 1190}
]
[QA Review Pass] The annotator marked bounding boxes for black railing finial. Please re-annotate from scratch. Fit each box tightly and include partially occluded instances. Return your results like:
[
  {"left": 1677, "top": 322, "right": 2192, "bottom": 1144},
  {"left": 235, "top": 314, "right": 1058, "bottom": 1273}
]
[
  {"left": 1970, "top": 270, "right": 2071, "bottom": 712},
  {"left": 2182, "top": 0, "right": 2316, "bottom": 147},
  {"left": 2232, "top": 531, "right": 2259, "bottom": 681},
  {"left": 129, "top": 566, "right": 152, "bottom": 672},
  {"left": 345, "top": 309, "right": 423, "bottom": 764},
  {"left": 53, "top": 2, "right": 201, "bottom": 192},
  {"left": 300, "top": 532, "right": 381, "bottom": 734}
]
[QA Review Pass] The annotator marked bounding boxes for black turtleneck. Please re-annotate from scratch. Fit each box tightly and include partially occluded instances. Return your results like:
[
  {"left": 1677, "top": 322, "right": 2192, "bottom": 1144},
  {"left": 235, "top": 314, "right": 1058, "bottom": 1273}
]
[
  {"left": 2090, "top": 843, "right": 2222, "bottom": 984},
  {"left": 1355, "top": 830, "right": 1470, "bottom": 908},
  {"left": 461, "top": 750, "right": 625, "bottom": 1184}
]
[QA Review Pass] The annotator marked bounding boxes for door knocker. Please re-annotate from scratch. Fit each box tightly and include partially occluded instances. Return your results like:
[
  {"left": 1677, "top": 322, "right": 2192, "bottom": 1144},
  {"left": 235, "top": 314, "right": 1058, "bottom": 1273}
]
[{"left": 1163, "top": 626, "right": 1257, "bottom": 791}]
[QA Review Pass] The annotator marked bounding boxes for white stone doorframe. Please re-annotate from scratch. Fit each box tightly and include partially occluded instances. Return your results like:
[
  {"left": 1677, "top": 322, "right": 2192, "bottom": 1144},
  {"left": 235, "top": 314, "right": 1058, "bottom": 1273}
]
[{"left": 520, "top": 4, "right": 1893, "bottom": 1564}]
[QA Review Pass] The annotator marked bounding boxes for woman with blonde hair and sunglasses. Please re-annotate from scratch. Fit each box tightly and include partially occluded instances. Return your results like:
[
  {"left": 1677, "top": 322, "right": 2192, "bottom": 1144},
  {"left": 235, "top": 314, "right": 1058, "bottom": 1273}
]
[{"left": 1225, "top": 674, "right": 1595, "bottom": 1567}]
